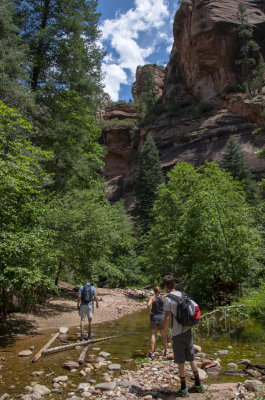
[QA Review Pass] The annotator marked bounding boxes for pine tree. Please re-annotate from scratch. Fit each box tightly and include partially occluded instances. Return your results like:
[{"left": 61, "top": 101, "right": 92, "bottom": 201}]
[
  {"left": 221, "top": 136, "right": 259, "bottom": 203},
  {"left": 138, "top": 68, "right": 156, "bottom": 124},
  {"left": 0, "top": 0, "right": 28, "bottom": 106},
  {"left": 13, "top": 0, "right": 105, "bottom": 191},
  {"left": 234, "top": 3, "right": 264, "bottom": 94},
  {"left": 135, "top": 134, "right": 163, "bottom": 230}
]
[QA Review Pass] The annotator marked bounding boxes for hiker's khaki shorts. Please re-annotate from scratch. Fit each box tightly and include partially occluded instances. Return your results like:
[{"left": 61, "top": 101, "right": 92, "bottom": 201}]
[{"left": 79, "top": 304, "right": 93, "bottom": 319}]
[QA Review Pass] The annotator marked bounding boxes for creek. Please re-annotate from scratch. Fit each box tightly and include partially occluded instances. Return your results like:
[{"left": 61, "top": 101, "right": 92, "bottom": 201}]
[{"left": 0, "top": 309, "right": 264, "bottom": 397}]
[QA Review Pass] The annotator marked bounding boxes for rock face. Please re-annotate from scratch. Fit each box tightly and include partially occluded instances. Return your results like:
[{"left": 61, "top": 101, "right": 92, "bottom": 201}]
[
  {"left": 165, "top": 0, "right": 265, "bottom": 103},
  {"left": 101, "top": 0, "right": 265, "bottom": 201},
  {"left": 104, "top": 103, "right": 138, "bottom": 120},
  {"left": 132, "top": 64, "right": 166, "bottom": 102}
]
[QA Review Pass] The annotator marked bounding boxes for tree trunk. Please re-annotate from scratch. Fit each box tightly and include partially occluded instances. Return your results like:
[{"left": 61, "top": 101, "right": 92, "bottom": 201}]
[
  {"left": 31, "top": 0, "right": 51, "bottom": 91},
  {"left": 55, "top": 261, "right": 63, "bottom": 286}
]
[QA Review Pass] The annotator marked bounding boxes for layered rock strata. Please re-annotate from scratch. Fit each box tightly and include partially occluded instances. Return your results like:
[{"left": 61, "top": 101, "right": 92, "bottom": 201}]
[{"left": 132, "top": 64, "right": 166, "bottom": 102}]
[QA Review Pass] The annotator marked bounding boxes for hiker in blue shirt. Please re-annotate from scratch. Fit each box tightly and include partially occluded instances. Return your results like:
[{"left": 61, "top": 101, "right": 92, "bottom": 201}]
[{"left": 77, "top": 279, "right": 98, "bottom": 340}]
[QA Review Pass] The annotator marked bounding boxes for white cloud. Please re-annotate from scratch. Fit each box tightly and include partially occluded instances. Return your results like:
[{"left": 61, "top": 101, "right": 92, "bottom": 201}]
[{"left": 100, "top": 0, "right": 170, "bottom": 100}]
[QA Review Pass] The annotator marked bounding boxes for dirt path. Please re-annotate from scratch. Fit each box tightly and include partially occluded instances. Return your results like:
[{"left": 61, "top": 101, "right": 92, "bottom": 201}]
[{"left": 0, "top": 287, "right": 146, "bottom": 341}]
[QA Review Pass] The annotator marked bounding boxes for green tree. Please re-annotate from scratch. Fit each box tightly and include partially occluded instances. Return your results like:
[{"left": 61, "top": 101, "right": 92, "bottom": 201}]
[
  {"left": 0, "top": 0, "right": 29, "bottom": 106},
  {"left": 234, "top": 3, "right": 265, "bottom": 94},
  {"left": 221, "top": 136, "right": 259, "bottom": 203},
  {"left": 138, "top": 68, "right": 156, "bottom": 123},
  {"left": 13, "top": 0, "right": 105, "bottom": 191},
  {"left": 142, "top": 162, "right": 263, "bottom": 303},
  {"left": 134, "top": 134, "right": 163, "bottom": 231},
  {"left": 44, "top": 190, "right": 139, "bottom": 287},
  {"left": 0, "top": 100, "right": 57, "bottom": 316}
]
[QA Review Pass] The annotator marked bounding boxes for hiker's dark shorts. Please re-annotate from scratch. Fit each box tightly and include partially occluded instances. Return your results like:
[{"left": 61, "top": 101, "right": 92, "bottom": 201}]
[
  {"left": 150, "top": 313, "right": 164, "bottom": 330},
  {"left": 172, "top": 329, "right": 195, "bottom": 364}
]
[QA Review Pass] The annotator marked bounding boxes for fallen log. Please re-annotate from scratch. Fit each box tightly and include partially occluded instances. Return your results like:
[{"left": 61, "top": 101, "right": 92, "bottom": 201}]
[
  {"left": 43, "top": 334, "right": 124, "bottom": 356},
  {"left": 200, "top": 305, "right": 244, "bottom": 319},
  {"left": 32, "top": 332, "right": 60, "bottom": 363},
  {"left": 78, "top": 345, "right": 89, "bottom": 364}
]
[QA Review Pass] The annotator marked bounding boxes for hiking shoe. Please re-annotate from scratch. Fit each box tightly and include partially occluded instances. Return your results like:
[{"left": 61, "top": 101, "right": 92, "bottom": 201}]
[
  {"left": 148, "top": 351, "right": 155, "bottom": 359},
  {"left": 175, "top": 388, "right": 190, "bottom": 397},
  {"left": 188, "top": 384, "right": 205, "bottom": 393},
  {"left": 163, "top": 349, "right": 169, "bottom": 356}
]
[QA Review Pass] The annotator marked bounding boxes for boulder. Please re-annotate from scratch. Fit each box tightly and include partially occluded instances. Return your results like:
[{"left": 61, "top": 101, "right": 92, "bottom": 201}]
[
  {"left": 63, "top": 361, "right": 79, "bottom": 370},
  {"left": 59, "top": 327, "right": 69, "bottom": 334},
  {"left": 77, "top": 383, "right": 91, "bottom": 392},
  {"left": 193, "top": 344, "right": 201, "bottom": 353},
  {"left": 197, "top": 368, "right": 208, "bottom": 380},
  {"left": 32, "top": 384, "right": 51, "bottom": 396},
  {"left": 19, "top": 350, "right": 32, "bottom": 357},
  {"left": 108, "top": 363, "right": 121, "bottom": 371},
  {"left": 98, "top": 351, "right": 110, "bottom": 358},
  {"left": 227, "top": 363, "right": 238, "bottom": 372},
  {"left": 95, "top": 381, "right": 117, "bottom": 391},
  {"left": 53, "top": 376, "right": 69, "bottom": 383},
  {"left": 244, "top": 379, "right": 264, "bottom": 392}
]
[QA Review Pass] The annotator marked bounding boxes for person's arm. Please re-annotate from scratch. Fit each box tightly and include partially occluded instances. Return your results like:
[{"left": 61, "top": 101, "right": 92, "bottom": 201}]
[
  {"left": 77, "top": 293, "right": 81, "bottom": 310},
  {"left": 93, "top": 295, "right": 99, "bottom": 308},
  {"left": 147, "top": 296, "right": 155, "bottom": 316}
]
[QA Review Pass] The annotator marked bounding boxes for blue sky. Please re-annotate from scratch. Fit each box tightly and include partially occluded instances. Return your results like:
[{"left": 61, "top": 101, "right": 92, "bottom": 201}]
[{"left": 97, "top": 0, "right": 179, "bottom": 101}]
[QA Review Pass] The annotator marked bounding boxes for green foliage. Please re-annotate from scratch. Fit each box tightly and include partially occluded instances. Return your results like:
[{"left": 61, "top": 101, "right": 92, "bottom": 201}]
[
  {"left": 142, "top": 161, "right": 263, "bottom": 303},
  {"left": 138, "top": 69, "right": 157, "bottom": 124},
  {"left": 234, "top": 3, "right": 265, "bottom": 94},
  {"left": 44, "top": 190, "right": 139, "bottom": 287},
  {"left": 134, "top": 135, "right": 163, "bottom": 231},
  {"left": 0, "top": 101, "right": 58, "bottom": 313},
  {"left": 221, "top": 136, "right": 260, "bottom": 203},
  {"left": 199, "top": 306, "right": 247, "bottom": 335},
  {"left": 0, "top": 0, "right": 29, "bottom": 106},
  {"left": 238, "top": 280, "right": 265, "bottom": 320}
]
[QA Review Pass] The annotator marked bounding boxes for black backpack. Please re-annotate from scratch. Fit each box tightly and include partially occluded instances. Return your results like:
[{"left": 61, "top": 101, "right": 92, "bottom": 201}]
[
  {"left": 81, "top": 284, "right": 92, "bottom": 304},
  {"left": 167, "top": 292, "right": 200, "bottom": 327}
]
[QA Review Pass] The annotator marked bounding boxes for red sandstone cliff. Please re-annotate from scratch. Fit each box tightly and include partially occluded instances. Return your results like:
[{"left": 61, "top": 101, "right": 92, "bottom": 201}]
[{"left": 102, "top": 0, "right": 265, "bottom": 203}]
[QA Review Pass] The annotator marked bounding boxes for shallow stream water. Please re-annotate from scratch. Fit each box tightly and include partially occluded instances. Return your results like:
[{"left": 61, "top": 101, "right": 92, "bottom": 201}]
[{"left": 0, "top": 309, "right": 264, "bottom": 397}]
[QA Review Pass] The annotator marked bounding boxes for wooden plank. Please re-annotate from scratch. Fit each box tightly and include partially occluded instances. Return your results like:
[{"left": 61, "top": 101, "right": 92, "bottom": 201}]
[
  {"left": 32, "top": 332, "right": 60, "bottom": 363},
  {"left": 43, "top": 334, "right": 124, "bottom": 355},
  {"left": 78, "top": 345, "right": 89, "bottom": 364}
]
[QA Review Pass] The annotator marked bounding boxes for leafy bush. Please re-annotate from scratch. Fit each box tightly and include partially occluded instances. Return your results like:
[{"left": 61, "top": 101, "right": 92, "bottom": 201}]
[
  {"left": 100, "top": 118, "right": 137, "bottom": 129},
  {"left": 239, "top": 281, "right": 265, "bottom": 320}
]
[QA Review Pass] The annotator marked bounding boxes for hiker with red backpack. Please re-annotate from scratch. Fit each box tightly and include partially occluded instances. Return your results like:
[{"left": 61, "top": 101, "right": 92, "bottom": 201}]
[
  {"left": 163, "top": 275, "right": 204, "bottom": 398},
  {"left": 77, "top": 279, "right": 99, "bottom": 340},
  {"left": 147, "top": 286, "right": 168, "bottom": 358}
]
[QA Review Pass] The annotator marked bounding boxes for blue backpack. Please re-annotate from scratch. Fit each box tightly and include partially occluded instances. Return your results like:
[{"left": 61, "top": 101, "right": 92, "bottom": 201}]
[{"left": 81, "top": 284, "right": 92, "bottom": 304}]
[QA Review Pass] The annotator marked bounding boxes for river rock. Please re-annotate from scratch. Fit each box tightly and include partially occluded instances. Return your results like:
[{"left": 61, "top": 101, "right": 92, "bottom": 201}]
[
  {"left": 193, "top": 345, "right": 201, "bottom": 353},
  {"left": 19, "top": 350, "right": 33, "bottom": 357},
  {"left": 197, "top": 368, "right": 207, "bottom": 380},
  {"left": 244, "top": 379, "right": 264, "bottom": 392},
  {"left": 108, "top": 363, "right": 121, "bottom": 370},
  {"left": 32, "top": 384, "right": 51, "bottom": 396},
  {"left": 238, "top": 359, "right": 252, "bottom": 365},
  {"left": 59, "top": 327, "right": 69, "bottom": 334},
  {"left": 201, "top": 360, "right": 213, "bottom": 369},
  {"left": 63, "top": 361, "right": 79, "bottom": 370},
  {"left": 227, "top": 363, "right": 238, "bottom": 372},
  {"left": 116, "top": 380, "right": 138, "bottom": 388},
  {"left": 31, "top": 371, "right": 44, "bottom": 377},
  {"left": 24, "top": 386, "right": 33, "bottom": 393},
  {"left": 216, "top": 350, "right": 229, "bottom": 355},
  {"left": 98, "top": 351, "right": 110, "bottom": 358},
  {"left": 0, "top": 394, "right": 10, "bottom": 400},
  {"left": 53, "top": 375, "right": 69, "bottom": 383},
  {"left": 246, "top": 368, "right": 262, "bottom": 378},
  {"left": 95, "top": 381, "right": 117, "bottom": 391},
  {"left": 78, "top": 383, "right": 91, "bottom": 392}
]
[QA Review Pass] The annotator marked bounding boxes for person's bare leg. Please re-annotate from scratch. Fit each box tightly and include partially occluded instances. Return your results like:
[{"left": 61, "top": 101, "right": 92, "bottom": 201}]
[
  {"left": 150, "top": 329, "right": 156, "bottom": 353},
  {"left": 159, "top": 329, "right": 167, "bottom": 352},
  {"left": 189, "top": 360, "right": 203, "bottom": 389},
  {"left": 80, "top": 317, "right": 85, "bottom": 338},
  {"left": 88, "top": 317, "right": 92, "bottom": 338},
  {"left": 178, "top": 363, "right": 187, "bottom": 391}
]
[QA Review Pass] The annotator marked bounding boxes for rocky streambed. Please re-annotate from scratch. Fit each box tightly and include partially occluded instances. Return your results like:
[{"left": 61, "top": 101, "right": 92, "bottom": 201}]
[{"left": 1, "top": 339, "right": 265, "bottom": 400}]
